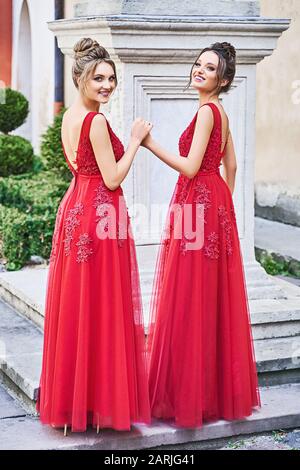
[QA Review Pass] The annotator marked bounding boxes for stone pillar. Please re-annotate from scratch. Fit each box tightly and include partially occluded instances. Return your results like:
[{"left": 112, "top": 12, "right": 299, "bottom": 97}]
[{"left": 48, "top": 0, "right": 290, "bottom": 319}]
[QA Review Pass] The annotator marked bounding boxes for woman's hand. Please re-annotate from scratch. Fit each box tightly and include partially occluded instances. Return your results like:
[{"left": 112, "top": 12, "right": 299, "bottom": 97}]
[{"left": 131, "top": 118, "right": 153, "bottom": 144}]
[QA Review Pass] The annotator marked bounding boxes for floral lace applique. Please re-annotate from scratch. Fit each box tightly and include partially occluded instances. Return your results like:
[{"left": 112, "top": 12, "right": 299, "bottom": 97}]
[
  {"left": 64, "top": 202, "right": 84, "bottom": 256},
  {"left": 108, "top": 128, "right": 125, "bottom": 161},
  {"left": 199, "top": 124, "right": 221, "bottom": 172},
  {"left": 50, "top": 205, "right": 63, "bottom": 263},
  {"left": 161, "top": 220, "right": 173, "bottom": 257},
  {"left": 204, "top": 231, "right": 220, "bottom": 259},
  {"left": 178, "top": 118, "right": 197, "bottom": 157},
  {"left": 76, "top": 233, "right": 93, "bottom": 263},
  {"left": 218, "top": 205, "right": 233, "bottom": 255},
  {"left": 178, "top": 108, "right": 222, "bottom": 174},
  {"left": 175, "top": 180, "right": 211, "bottom": 256},
  {"left": 179, "top": 237, "right": 188, "bottom": 255},
  {"left": 175, "top": 175, "right": 190, "bottom": 207},
  {"left": 174, "top": 107, "right": 234, "bottom": 258},
  {"left": 194, "top": 181, "right": 211, "bottom": 222},
  {"left": 93, "top": 182, "right": 113, "bottom": 213},
  {"left": 93, "top": 182, "right": 113, "bottom": 236},
  {"left": 74, "top": 116, "right": 125, "bottom": 175},
  {"left": 75, "top": 135, "right": 100, "bottom": 175}
]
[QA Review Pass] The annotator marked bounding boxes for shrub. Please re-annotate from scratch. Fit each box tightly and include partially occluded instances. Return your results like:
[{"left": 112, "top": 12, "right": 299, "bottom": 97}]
[
  {"left": 0, "top": 88, "right": 29, "bottom": 134},
  {"left": 0, "top": 171, "right": 69, "bottom": 213},
  {"left": 0, "top": 171, "right": 69, "bottom": 270},
  {"left": 0, "top": 134, "right": 34, "bottom": 176},
  {"left": 0, "top": 205, "right": 30, "bottom": 270}
]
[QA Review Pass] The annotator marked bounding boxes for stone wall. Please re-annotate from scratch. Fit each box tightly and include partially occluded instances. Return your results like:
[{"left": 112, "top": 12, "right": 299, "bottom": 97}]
[{"left": 255, "top": 0, "right": 300, "bottom": 225}]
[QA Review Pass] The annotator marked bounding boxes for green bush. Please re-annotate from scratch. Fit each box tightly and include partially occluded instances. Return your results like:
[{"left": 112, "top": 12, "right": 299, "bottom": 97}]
[
  {"left": 0, "top": 88, "right": 29, "bottom": 134},
  {"left": 0, "top": 204, "right": 58, "bottom": 271},
  {"left": 0, "top": 105, "right": 74, "bottom": 270},
  {"left": 40, "top": 107, "right": 72, "bottom": 181},
  {"left": 0, "top": 171, "right": 69, "bottom": 270},
  {"left": 0, "top": 205, "right": 30, "bottom": 270},
  {"left": 32, "top": 154, "right": 44, "bottom": 173},
  {"left": 0, "top": 171, "right": 69, "bottom": 213},
  {"left": 255, "top": 247, "right": 300, "bottom": 278},
  {"left": 0, "top": 134, "right": 34, "bottom": 176}
]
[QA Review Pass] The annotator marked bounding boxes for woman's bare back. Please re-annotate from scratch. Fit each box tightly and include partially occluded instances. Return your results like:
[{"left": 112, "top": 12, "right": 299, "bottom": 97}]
[{"left": 61, "top": 108, "right": 93, "bottom": 171}]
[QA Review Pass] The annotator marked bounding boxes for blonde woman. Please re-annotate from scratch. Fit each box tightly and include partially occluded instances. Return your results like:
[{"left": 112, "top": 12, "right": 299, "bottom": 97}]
[{"left": 37, "top": 38, "right": 152, "bottom": 434}]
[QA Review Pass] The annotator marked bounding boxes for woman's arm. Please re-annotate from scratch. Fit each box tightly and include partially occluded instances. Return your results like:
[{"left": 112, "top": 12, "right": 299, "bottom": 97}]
[
  {"left": 90, "top": 115, "right": 152, "bottom": 190},
  {"left": 142, "top": 106, "right": 214, "bottom": 179},
  {"left": 221, "top": 130, "right": 237, "bottom": 194}
]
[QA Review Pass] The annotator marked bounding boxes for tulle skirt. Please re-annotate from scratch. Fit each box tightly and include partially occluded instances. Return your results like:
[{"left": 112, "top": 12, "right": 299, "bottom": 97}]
[
  {"left": 147, "top": 169, "right": 261, "bottom": 428},
  {"left": 37, "top": 174, "right": 150, "bottom": 432}
]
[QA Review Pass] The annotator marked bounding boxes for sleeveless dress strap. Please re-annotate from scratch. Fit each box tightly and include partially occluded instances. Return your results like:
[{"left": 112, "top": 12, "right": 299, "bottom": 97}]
[
  {"left": 83, "top": 111, "right": 112, "bottom": 140},
  {"left": 199, "top": 102, "right": 223, "bottom": 154},
  {"left": 199, "top": 102, "right": 221, "bottom": 125},
  {"left": 82, "top": 111, "right": 100, "bottom": 138}
]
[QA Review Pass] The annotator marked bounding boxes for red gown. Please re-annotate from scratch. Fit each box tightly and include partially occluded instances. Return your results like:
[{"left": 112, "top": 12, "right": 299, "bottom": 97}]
[
  {"left": 36, "top": 111, "right": 150, "bottom": 432},
  {"left": 147, "top": 102, "right": 261, "bottom": 428}
]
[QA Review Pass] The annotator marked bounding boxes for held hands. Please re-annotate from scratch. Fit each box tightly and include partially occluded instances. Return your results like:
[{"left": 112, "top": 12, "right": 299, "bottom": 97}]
[
  {"left": 140, "top": 131, "right": 153, "bottom": 149},
  {"left": 131, "top": 118, "right": 153, "bottom": 145}
]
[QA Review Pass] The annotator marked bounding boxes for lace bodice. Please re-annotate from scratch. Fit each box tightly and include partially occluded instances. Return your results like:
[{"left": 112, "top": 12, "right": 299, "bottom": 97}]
[
  {"left": 178, "top": 102, "right": 226, "bottom": 173},
  {"left": 62, "top": 112, "right": 124, "bottom": 177}
]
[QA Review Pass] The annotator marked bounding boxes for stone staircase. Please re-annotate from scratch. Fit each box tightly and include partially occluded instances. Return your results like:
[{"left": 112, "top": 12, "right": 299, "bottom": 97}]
[{"left": 0, "top": 267, "right": 300, "bottom": 448}]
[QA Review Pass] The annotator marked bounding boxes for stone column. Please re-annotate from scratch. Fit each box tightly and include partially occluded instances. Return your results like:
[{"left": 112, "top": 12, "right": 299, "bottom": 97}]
[{"left": 48, "top": 0, "right": 290, "bottom": 319}]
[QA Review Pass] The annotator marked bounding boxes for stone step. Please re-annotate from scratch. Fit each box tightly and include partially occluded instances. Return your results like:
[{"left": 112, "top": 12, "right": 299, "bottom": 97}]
[
  {"left": 247, "top": 284, "right": 287, "bottom": 300},
  {"left": 0, "top": 299, "right": 42, "bottom": 411},
  {"left": 255, "top": 336, "right": 300, "bottom": 373},
  {"left": 255, "top": 336, "right": 300, "bottom": 386},
  {"left": 250, "top": 298, "right": 300, "bottom": 340},
  {"left": 1, "top": 298, "right": 300, "bottom": 411},
  {"left": 1, "top": 383, "right": 300, "bottom": 450},
  {"left": 0, "top": 268, "right": 47, "bottom": 330}
]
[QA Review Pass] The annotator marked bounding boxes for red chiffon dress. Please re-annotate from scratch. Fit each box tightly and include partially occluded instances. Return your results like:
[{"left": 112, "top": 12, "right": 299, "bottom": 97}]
[
  {"left": 36, "top": 111, "right": 150, "bottom": 432},
  {"left": 147, "top": 102, "right": 261, "bottom": 428}
]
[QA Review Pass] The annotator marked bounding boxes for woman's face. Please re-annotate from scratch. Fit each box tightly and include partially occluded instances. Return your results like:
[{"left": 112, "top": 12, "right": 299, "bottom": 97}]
[
  {"left": 190, "top": 50, "right": 220, "bottom": 93},
  {"left": 80, "top": 61, "right": 117, "bottom": 104}
]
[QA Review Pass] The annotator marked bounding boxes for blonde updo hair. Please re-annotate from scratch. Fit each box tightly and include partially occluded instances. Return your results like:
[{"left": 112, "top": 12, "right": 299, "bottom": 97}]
[{"left": 72, "top": 38, "right": 117, "bottom": 92}]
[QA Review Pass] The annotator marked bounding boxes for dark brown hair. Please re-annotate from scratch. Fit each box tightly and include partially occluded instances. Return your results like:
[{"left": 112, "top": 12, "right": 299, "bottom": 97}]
[
  {"left": 72, "top": 38, "right": 118, "bottom": 93},
  {"left": 187, "top": 42, "right": 236, "bottom": 94}
]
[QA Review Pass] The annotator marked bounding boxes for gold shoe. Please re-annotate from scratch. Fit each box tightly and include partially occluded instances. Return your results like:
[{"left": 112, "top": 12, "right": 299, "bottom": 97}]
[
  {"left": 64, "top": 424, "right": 68, "bottom": 437},
  {"left": 96, "top": 423, "right": 100, "bottom": 434}
]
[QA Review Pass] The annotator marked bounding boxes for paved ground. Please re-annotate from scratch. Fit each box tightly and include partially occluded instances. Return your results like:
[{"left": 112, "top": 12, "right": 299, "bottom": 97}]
[
  {"left": 153, "top": 429, "right": 300, "bottom": 450},
  {"left": 276, "top": 275, "right": 300, "bottom": 287},
  {"left": 221, "top": 431, "right": 300, "bottom": 450}
]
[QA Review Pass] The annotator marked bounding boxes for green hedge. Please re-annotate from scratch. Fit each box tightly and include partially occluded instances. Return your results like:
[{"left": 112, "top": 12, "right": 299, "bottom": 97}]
[
  {"left": 0, "top": 205, "right": 29, "bottom": 270},
  {"left": 0, "top": 106, "right": 73, "bottom": 270},
  {"left": 0, "top": 171, "right": 69, "bottom": 270},
  {"left": 0, "top": 171, "right": 69, "bottom": 213}
]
